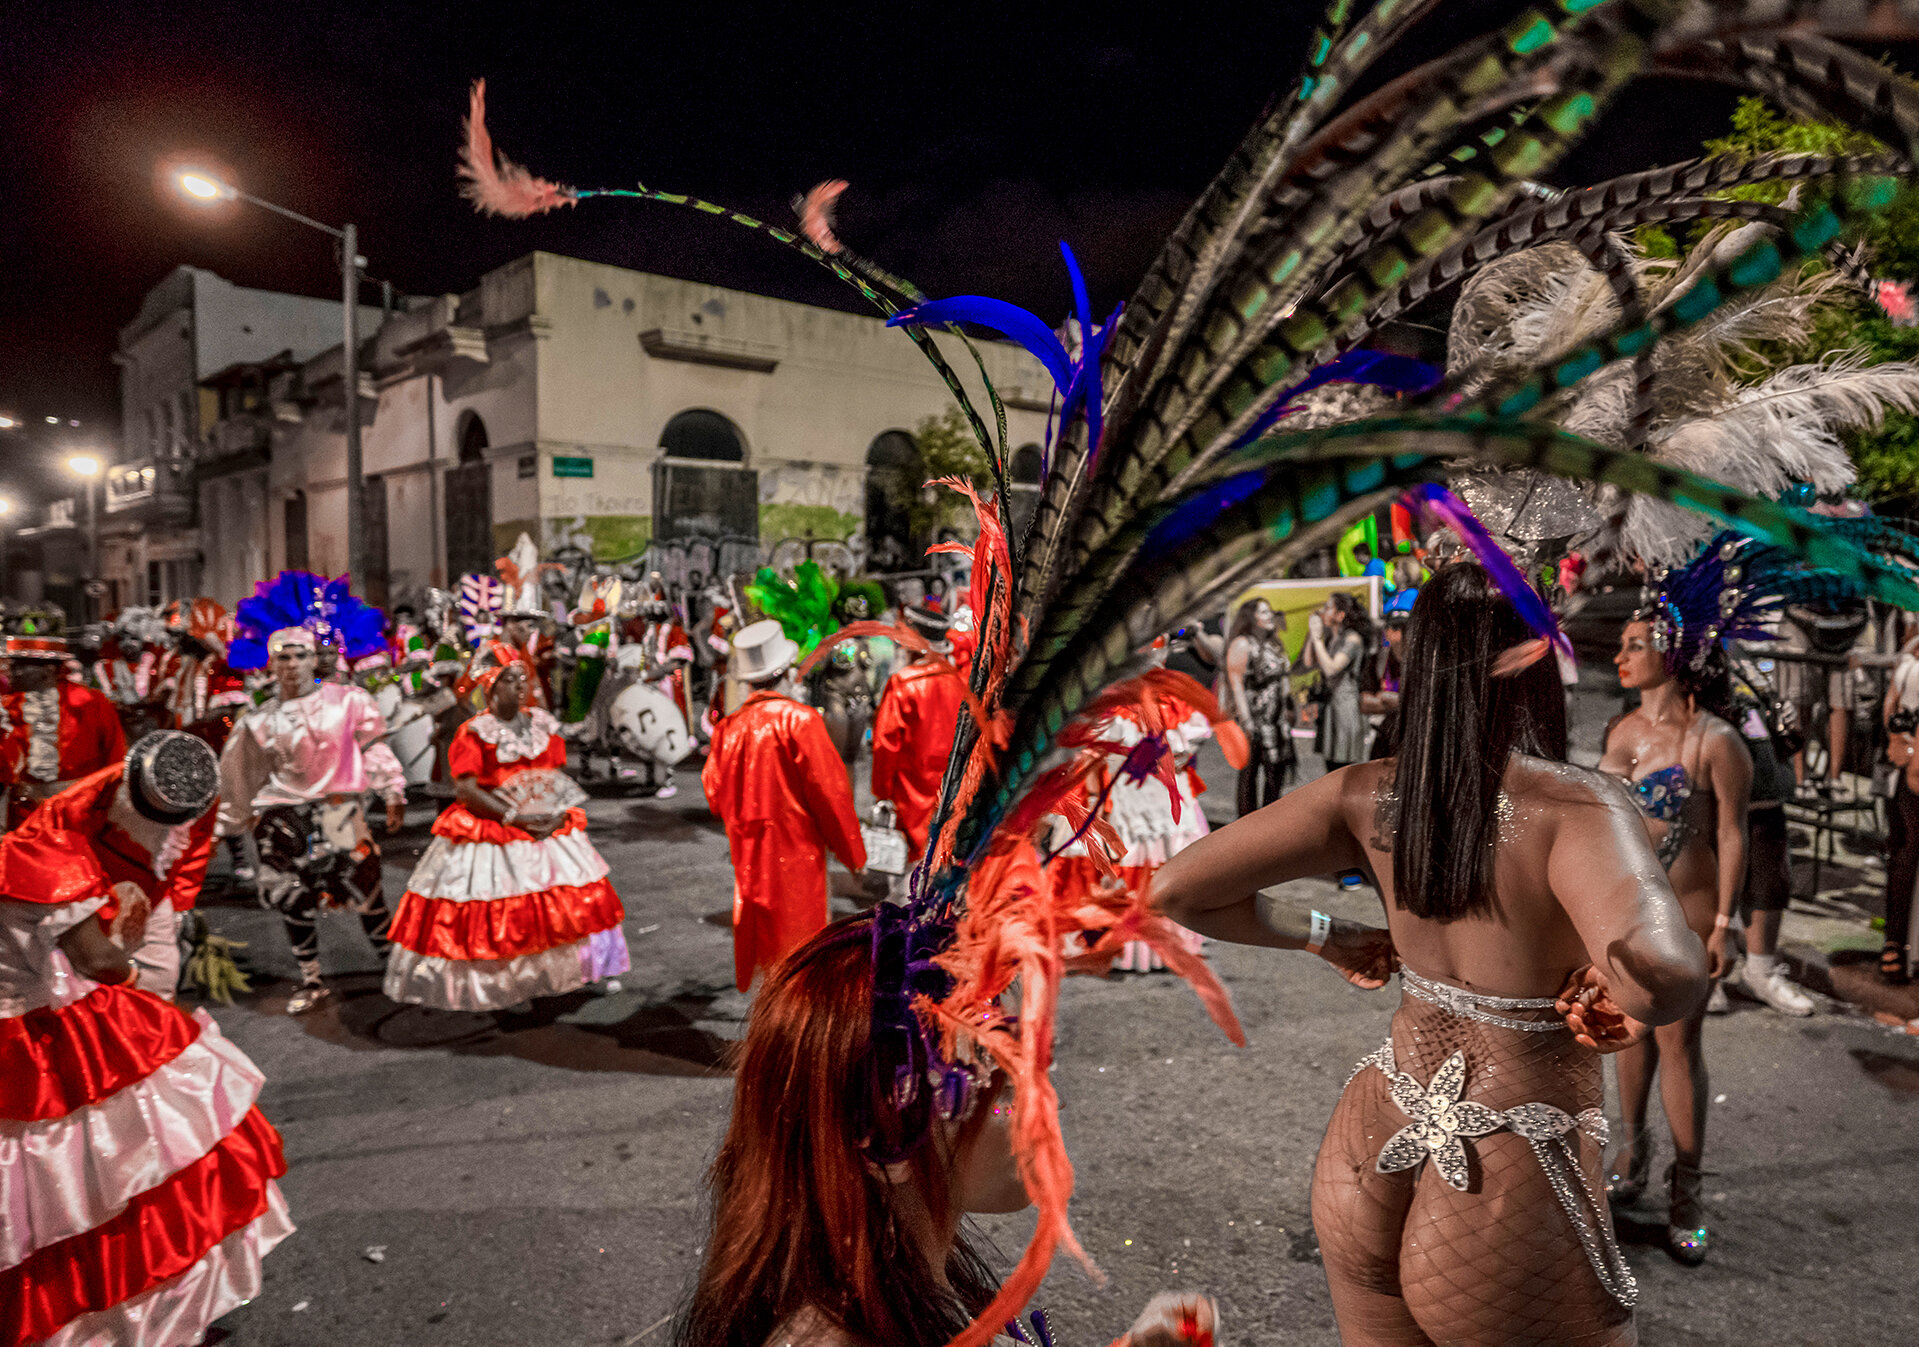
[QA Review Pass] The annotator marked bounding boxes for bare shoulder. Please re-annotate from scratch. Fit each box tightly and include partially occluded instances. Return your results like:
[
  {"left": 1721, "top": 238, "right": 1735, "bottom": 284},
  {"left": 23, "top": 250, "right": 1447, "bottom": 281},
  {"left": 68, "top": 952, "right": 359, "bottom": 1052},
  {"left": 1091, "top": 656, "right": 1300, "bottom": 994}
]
[
  {"left": 1334, "top": 757, "right": 1395, "bottom": 807},
  {"left": 1507, "top": 754, "right": 1639, "bottom": 820}
]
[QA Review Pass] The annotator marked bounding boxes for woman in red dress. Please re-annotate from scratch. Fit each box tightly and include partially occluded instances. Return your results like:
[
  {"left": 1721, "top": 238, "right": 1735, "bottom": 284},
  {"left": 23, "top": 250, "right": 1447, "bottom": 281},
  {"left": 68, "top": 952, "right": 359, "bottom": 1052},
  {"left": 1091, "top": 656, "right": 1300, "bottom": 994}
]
[
  {"left": 0, "top": 731, "right": 292, "bottom": 1347},
  {"left": 384, "top": 664, "right": 630, "bottom": 1011}
]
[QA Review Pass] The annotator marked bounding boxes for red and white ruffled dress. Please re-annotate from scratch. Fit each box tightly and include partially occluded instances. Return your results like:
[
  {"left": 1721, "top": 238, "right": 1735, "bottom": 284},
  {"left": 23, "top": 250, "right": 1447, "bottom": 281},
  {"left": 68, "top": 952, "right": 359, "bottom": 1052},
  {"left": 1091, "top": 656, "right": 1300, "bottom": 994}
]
[
  {"left": 384, "top": 709, "right": 630, "bottom": 1010},
  {"left": 1051, "top": 697, "right": 1212, "bottom": 971},
  {"left": 0, "top": 894, "right": 292, "bottom": 1347}
]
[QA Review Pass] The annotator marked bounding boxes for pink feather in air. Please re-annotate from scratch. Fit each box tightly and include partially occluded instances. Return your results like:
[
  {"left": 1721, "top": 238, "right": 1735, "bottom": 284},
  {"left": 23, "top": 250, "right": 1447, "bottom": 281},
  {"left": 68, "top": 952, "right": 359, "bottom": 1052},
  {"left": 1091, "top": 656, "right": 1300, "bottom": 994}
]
[
  {"left": 458, "top": 79, "right": 579, "bottom": 219},
  {"left": 798, "top": 179, "right": 849, "bottom": 254}
]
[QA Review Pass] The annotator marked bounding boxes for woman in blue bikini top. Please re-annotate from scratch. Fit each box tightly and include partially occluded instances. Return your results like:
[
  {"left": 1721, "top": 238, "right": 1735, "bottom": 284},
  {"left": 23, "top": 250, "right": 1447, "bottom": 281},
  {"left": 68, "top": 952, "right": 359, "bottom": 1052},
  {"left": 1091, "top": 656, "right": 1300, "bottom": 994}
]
[{"left": 1594, "top": 613, "right": 1753, "bottom": 1266}]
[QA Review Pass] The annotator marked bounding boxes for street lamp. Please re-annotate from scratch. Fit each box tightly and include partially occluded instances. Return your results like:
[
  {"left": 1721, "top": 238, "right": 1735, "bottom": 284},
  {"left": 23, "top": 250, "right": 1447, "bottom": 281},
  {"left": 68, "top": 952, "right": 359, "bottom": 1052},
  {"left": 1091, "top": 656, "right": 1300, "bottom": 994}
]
[
  {"left": 0, "top": 497, "right": 11, "bottom": 603},
  {"left": 175, "top": 168, "right": 369, "bottom": 595},
  {"left": 68, "top": 455, "right": 101, "bottom": 620}
]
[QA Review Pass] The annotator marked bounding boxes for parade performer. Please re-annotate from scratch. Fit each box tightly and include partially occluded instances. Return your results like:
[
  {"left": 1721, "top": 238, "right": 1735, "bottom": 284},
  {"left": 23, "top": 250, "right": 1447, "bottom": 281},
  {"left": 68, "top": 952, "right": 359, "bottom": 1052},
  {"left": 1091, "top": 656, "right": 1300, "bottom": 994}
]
[
  {"left": 385, "top": 662, "right": 629, "bottom": 1010},
  {"left": 153, "top": 598, "right": 249, "bottom": 747},
  {"left": 701, "top": 620, "right": 864, "bottom": 992},
  {"left": 459, "top": 9, "right": 1919, "bottom": 1333},
  {"left": 218, "top": 575, "right": 406, "bottom": 1015},
  {"left": 562, "top": 573, "right": 622, "bottom": 724},
  {"left": 1596, "top": 530, "right": 1911, "bottom": 1262},
  {"left": 870, "top": 602, "right": 966, "bottom": 869},
  {"left": 4, "top": 730, "right": 220, "bottom": 999},
  {"left": 1, "top": 632, "right": 127, "bottom": 830},
  {"left": 1158, "top": 561, "right": 1705, "bottom": 1344},
  {"left": 486, "top": 534, "right": 553, "bottom": 709},
  {"left": 94, "top": 606, "right": 165, "bottom": 726},
  {"left": 631, "top": 593, "right": 694, "bottom": 727},
  {"left": 0, "top": 730, "right": 293, "bottom": 1347}
]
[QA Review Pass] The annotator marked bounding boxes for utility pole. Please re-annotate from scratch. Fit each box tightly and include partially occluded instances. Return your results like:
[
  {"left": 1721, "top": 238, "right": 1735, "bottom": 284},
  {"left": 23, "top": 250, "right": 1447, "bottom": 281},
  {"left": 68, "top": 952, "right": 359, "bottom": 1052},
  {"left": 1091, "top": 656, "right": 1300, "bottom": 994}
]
[{"left": 343, "top": 222, "right": 366, "bottom": 595}]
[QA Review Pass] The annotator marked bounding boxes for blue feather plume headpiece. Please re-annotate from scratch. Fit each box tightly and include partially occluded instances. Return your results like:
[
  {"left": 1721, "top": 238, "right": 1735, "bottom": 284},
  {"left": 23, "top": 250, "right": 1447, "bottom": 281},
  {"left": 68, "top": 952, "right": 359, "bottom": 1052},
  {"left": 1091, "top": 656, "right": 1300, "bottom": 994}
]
[
  {"left": 228, "top": 571, "right": 389, "bottom": 670},
  {"left": 1643, "top": 522, "right": 1919, "bottom": 677}
]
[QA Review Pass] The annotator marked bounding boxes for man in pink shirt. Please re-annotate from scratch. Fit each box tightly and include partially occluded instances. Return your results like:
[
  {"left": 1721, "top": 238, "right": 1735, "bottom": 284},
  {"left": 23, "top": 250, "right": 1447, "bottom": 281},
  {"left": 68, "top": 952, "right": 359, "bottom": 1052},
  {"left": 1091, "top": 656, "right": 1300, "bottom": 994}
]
[{"left": 218, "top": 627, "right": 408, "bottom": 1013}]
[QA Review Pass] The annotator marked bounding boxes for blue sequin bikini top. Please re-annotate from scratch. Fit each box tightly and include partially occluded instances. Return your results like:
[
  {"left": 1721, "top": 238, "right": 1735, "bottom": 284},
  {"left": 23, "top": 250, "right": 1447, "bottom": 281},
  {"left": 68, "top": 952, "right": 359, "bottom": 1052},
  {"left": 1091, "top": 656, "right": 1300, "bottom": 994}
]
[{"left": 1628, "top": 762, "right": 1692, "bottom": 823}]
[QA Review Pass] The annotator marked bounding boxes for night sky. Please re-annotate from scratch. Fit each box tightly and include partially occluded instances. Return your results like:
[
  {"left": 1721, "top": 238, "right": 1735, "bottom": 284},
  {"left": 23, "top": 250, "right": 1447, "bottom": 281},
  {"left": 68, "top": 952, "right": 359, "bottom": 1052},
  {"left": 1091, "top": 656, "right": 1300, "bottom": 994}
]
[{"left": 4, "top": 0, "right": 1868, "bottom": 511}]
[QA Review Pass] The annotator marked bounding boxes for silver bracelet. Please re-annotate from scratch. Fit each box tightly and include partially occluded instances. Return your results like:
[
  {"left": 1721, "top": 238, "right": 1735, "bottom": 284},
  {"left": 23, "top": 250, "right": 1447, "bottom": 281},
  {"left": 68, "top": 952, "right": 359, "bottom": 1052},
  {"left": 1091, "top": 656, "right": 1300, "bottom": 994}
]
[
  {"left": 501, "top": 803, "right": 520, "bottom": 825},
  {"left": 1307, "top": 909, "right": 1332, "bottom": 955}
]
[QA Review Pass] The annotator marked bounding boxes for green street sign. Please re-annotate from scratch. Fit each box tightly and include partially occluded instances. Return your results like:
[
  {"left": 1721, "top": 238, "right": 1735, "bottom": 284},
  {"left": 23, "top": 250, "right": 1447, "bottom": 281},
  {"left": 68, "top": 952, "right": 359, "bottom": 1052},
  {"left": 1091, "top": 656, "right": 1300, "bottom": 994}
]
[{"left": 552, "top": 456, "right": 594, "bottom": 479}]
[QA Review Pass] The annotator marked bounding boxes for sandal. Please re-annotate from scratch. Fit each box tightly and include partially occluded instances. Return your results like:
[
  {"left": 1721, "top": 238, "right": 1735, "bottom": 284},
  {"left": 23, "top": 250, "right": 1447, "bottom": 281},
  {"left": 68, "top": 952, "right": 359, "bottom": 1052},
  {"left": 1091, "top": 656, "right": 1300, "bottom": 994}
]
[
  {"left": 1882, "top": 942, "right": 1912, "bottom": 985},
  {"left": 1667, "top": 1161, "right": 1709, "bottom": 1266},
  {"left": 1605, "top": 1132, "right": 1652, "bottom": 1206}
]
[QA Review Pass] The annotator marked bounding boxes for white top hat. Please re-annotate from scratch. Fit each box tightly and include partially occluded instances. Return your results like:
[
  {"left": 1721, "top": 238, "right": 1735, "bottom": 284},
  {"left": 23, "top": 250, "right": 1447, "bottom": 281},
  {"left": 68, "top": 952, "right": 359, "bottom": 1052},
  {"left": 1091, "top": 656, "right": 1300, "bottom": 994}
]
[
  {"left": 499, "top": 533, "right": 545, "bottom": 618},
  {"left": 731, "top": 619, "right": 799, "bottom": 685}
]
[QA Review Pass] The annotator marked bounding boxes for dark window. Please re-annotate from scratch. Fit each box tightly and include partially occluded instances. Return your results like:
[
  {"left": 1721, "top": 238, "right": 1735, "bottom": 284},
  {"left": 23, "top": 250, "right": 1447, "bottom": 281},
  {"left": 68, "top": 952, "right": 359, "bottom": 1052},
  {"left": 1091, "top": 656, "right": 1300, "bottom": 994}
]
[
  {"left": 446, "top": 414, "right": 495, "bottom": 580},
  {"left": 362, "top": 475, "right": 390, "bottom": 610},
  {"left": 660, "top": 409, "right": 747, "bottom": 462},
  {"left": 864, "top": 430, "right": 923, "bottom": 573},
  {"left": 653, "top": 461, "right": 759, "bottom": 544},
  {"left": 285, "top": 492, "right": 309, "bottom": 571},
  {"left": 1011, "top": 444, "right": 1043, "bottom": 485},
  {"left": 1008, "top": 442, "right": 1044, "bottom": 539}
]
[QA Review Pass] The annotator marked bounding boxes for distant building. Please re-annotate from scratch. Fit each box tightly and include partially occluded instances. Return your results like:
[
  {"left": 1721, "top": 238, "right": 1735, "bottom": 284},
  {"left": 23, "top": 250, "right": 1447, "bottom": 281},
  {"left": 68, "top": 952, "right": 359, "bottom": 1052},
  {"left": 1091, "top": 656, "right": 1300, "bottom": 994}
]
[
  {"left": 195, "top": 250, "right": 1055, "bottom": 611},
  {"left": 97, "top": 266, "right": 383, "bottom": 611}
]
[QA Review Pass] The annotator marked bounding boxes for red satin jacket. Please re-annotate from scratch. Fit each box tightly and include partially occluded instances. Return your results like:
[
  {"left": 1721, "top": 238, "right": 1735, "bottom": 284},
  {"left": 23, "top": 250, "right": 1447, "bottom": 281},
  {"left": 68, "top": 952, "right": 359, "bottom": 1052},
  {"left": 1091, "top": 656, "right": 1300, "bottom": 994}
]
[
  {"left": 870, "top": 658, "right": 966, "bottom": 861},
  {"left": 702, "top": 689, "right": 865, "bottom": 990},
  {"left": 0, "top": 763, "right": 216, "bottom": 916},
  {"left": 1, "top": 683, "right": 129, "bottom": 827}
]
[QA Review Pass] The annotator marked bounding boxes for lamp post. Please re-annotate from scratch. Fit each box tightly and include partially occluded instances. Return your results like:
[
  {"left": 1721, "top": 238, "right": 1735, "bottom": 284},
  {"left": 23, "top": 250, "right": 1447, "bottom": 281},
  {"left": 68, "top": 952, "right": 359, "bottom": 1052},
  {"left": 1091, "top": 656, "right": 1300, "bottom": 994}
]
[
  {"left": 177, "top": 171, "right": 367, "bottom": 594},
  {"left": 67, "top": 455, "right": 101, "bottom": 620},
  {"left": 0, "top": 497, "right": 12, "bottom": 604}
]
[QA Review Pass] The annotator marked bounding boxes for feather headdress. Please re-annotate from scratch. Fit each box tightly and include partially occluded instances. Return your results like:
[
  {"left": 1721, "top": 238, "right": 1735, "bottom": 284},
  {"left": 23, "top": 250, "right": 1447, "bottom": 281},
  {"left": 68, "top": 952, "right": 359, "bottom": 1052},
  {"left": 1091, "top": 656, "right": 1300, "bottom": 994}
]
[
  {"left": 458, "top": 6, "right": 1919, "bottom": 1340},
  {"left": 229, "top": 572, "right": 387, "bottom": 671}
]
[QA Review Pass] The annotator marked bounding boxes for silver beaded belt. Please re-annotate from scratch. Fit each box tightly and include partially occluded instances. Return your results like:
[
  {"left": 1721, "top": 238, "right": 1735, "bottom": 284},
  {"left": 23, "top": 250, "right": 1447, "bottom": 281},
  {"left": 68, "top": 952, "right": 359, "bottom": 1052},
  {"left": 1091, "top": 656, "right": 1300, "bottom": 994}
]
[{"left": 1400, "top": 966, "right": 1567, "bottom": 1032}]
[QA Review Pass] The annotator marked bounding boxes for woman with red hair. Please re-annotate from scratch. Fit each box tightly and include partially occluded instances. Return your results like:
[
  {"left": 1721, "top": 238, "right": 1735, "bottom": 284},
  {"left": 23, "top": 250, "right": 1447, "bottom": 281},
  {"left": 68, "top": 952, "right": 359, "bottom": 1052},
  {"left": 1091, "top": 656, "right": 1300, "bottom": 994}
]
[{"left": 672, "top": 911, "right": 1218, "bottom": 1347}]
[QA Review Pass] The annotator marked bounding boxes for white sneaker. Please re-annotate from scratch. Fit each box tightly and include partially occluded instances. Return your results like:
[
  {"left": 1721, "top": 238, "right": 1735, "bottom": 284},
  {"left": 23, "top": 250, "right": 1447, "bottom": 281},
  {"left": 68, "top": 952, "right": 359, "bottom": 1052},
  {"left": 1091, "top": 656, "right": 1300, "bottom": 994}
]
[
  {"left": 1742, "top": 960, "right": 1815, "bottom": 1016},
  {"left": 1706, "top": 981, "right": 1730, "bottom": 1015}
]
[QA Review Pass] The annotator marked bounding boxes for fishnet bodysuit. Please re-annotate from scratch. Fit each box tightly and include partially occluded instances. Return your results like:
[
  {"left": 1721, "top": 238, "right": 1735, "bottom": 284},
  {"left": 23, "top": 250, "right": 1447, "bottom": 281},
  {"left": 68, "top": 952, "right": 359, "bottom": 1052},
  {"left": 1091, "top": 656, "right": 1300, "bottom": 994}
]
[{"left": 1311, "top": 978, "right": 1635, "bottom": 1347}]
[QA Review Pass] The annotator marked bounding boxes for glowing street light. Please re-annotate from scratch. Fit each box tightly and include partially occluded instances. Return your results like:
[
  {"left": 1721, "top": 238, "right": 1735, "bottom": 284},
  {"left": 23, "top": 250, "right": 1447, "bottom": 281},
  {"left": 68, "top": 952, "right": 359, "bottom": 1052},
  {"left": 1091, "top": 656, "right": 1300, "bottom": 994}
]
[
  {"left": 174, "top": 165, "right": 371, "bottom": 595},
  {"left": 67, "top": 454, "right": 101, "bottom": 478},
  {"left": 178, "top": 172, "right": 233, "bottom": 201}
]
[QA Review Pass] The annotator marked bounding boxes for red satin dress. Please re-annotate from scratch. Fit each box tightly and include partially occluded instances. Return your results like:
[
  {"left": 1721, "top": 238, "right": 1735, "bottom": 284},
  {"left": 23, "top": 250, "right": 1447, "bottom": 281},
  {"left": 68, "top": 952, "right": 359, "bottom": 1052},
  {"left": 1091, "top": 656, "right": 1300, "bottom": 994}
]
[
  {"left": 384, "top": 709, "right": 629, "bottom": 1010},
  {"left": 0, "top": 814, "right": 291, "bottom": 1347},
  {"left": 870, "top": 658, "right": 966, "bottom": 862},
  {"left": 702, "top": 690, "right": 866, "bottom": 991}
]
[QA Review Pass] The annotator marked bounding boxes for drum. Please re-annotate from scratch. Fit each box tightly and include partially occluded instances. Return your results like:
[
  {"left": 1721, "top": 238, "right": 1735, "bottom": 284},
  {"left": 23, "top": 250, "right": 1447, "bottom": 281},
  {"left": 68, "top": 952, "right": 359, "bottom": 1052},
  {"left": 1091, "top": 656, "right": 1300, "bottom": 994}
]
[
  {"left": 374, "top": 682, "right": 440, "bottom": 788},
  {"left": 608, "top": 680, "right": 694, "bottom": 767}
]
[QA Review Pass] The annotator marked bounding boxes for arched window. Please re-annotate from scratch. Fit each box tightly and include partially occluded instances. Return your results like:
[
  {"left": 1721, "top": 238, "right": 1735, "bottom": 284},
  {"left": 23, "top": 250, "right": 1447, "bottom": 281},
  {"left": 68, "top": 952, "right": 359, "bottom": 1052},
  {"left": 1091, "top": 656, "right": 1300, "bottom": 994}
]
[
  {"left": 457, "top": 411, "right": 489, "bottom": 464},
  {"left": 660, "top": 409, "right": 747, "bottom": 462},
  {"left": 1011, "top": 444, "right": 1043, "bottom": 486},
  {"left": 864, "top": 430, "right": 924, "bottom": 573}
]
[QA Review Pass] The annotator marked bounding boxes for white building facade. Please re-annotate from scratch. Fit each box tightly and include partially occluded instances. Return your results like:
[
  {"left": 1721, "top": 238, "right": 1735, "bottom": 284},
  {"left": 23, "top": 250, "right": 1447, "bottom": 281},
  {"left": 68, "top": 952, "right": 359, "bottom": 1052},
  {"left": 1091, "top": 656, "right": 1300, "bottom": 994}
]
[{"left": 197, "top": 250, "right": 1056, "bottom": 610}]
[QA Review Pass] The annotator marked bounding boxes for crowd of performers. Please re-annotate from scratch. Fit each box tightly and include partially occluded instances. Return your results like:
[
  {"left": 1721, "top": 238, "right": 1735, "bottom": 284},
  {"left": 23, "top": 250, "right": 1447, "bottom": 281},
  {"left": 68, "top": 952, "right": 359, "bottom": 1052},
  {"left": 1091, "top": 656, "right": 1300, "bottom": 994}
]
[{"left": 17, "top": 3, "right": 1919, "bottom": 1342}]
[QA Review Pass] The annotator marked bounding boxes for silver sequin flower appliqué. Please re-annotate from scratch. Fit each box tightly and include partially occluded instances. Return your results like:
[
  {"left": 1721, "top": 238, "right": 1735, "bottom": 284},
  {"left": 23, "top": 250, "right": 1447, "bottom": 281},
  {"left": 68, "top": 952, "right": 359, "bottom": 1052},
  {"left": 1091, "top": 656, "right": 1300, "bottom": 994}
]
[{"left": 1376, "top": 1049, "right": 1505, "bottom": 1190}]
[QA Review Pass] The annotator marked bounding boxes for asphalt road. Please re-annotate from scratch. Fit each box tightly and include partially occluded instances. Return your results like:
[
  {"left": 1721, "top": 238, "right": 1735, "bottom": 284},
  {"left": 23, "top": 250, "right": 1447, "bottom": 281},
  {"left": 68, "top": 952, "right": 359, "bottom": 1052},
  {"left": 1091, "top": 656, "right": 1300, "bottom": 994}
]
[{"left": 195, "top": 732, "right": 1919, "bottom": 1347}]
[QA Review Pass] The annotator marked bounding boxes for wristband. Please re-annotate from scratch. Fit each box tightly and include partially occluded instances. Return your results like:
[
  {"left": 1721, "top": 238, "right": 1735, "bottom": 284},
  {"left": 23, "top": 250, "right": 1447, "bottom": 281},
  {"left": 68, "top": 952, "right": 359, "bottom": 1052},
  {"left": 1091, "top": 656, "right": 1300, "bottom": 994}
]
[
  {"left": 1307, "top": 909, "right": 1332, "bottom": 955},
  {"left": 501, "top": 804, "right": 520, "bottom": 825},
  {"left": 120, "top": 964, "right": 141, "bottom": 988},
  {"left": 1713, "top": 912, "right": 1731, "bottom": 930}
]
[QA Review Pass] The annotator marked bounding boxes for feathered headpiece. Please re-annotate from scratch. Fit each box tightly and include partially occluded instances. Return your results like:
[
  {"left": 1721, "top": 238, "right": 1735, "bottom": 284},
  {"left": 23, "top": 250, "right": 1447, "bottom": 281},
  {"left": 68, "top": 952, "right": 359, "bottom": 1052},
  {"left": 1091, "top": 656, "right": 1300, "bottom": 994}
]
[
  {"left": 460, "top": 7, "right": 1919, "bottom": 1339},
  {"left": 229, "top": 572, "right": 387, "bottom": 671},
  {"left": 1644, "top": 521, "right": 1919, "bottom": 677},
  {"left": 744, "top": 559, "right": 839, "bottom": 658}
]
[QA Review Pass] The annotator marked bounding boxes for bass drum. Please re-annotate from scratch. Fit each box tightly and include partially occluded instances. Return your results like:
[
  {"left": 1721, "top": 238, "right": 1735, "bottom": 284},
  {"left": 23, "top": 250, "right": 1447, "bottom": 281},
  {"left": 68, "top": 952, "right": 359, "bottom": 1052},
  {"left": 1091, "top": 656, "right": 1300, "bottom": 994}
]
[
  {"left": 609, "top": 679, "right": 694, "bottom": 767},
  {"left": 374, "top": 682, "right": 440, "bottom": 788}
]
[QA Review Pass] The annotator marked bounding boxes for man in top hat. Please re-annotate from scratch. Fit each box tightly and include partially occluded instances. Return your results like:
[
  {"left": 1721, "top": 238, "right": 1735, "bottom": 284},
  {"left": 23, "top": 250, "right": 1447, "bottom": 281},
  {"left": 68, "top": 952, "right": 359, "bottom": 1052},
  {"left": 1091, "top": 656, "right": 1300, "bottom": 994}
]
[
  {"left": 217, "top": 626, "right": 408, "bottom": 1014},
  {"left": 702, "top": 619, "right": 866, "bottom": 991},
  {"left": 0, "top": 730, "right": 223, "bottom": 996},
  {"left": 479, "top": 532, "right": 554, "bottom": 708},
  {"left": 1, "top": 633, "right": 128, "bottom": 830},
  {"left": 871, "top": 603, "right": 968, "bottom": 874}
]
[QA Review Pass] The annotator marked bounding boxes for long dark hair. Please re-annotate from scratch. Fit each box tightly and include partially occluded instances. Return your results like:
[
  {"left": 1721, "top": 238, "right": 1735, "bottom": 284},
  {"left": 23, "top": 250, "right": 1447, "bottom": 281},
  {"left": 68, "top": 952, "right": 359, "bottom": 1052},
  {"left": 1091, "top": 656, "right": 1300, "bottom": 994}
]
[
  {"left": 1326, "top": 590, "right": 1375, "bottom": 647},
  {"left": 1227, "top": 597, "right": 1282, "bottom": 647},
  {"left": 1392, "top": 563, "right": 1568, "bottom": 920},
  {"left": 673, "top": 915, "right": 999, "bottom": 1347}
]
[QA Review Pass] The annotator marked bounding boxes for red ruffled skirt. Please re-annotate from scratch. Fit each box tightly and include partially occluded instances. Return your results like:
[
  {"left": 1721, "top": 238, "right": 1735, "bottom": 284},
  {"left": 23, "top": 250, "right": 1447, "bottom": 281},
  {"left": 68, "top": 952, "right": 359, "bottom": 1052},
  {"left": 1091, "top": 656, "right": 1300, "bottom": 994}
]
[
  {"left": 1, "top": 984, "right": 293, "bottom": 1347},
  {"left": 383, "top": 804, "right": 630, "bottom": 1011}
]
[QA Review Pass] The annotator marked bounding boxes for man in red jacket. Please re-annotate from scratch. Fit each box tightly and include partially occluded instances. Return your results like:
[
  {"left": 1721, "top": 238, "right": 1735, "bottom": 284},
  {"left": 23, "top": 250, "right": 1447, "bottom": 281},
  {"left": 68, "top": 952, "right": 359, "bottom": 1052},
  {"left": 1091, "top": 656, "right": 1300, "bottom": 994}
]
[
  {"left": 702, "top": 620, "right": 865, "bottom": 991},
  {"left": 0, "top": 729, "right": 219, "bottom": 996},
  {"left": 1, "top": 634, "right": 128, "bottom": 830},
  {"left": 871, "top": 603, "right": 967, "bottom": 875}
]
